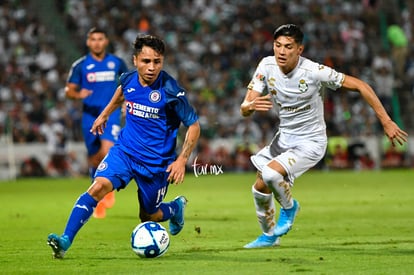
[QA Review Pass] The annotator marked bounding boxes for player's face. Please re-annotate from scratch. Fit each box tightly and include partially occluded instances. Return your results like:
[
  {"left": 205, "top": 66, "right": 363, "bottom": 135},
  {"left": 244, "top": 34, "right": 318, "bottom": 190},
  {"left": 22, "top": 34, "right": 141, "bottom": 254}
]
[
  {"left": 273, "top": 36, "right": 304, "bottom": 74},
  {"left": 133, "top": 46, "right": 164, "bottom": 86},
  {"left": 87, "top": 32, "right": 108, "bottom": 58}
]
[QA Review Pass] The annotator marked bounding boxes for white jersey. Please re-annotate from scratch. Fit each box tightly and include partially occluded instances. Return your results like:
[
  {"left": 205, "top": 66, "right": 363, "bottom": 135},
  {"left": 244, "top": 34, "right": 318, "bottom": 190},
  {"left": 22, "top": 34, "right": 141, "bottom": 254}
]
[{"left": 248, "top": 56, "right": 344, "bottom": 137}]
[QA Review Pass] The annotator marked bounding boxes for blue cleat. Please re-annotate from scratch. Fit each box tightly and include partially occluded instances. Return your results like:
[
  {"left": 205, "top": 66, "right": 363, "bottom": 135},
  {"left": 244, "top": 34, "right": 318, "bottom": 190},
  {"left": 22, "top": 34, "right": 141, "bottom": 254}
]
[
  {"left": 47, "top": 233, "right": 71, "bottom": 259},
  {"left": 274, "top": 199, "right": 300, "bottom": 236},
  {"left": 243, "top": 234, "right": 281, "bottom": 249},
  {"left": 169, "top": 196, "right": 187, "bottom": 235}
]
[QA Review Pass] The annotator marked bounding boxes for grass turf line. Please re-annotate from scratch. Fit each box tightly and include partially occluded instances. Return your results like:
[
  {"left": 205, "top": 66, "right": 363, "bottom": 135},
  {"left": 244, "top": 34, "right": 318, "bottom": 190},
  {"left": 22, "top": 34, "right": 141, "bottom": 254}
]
[{"left": 0, "top": 170, "right": 413, "bottom": 274}]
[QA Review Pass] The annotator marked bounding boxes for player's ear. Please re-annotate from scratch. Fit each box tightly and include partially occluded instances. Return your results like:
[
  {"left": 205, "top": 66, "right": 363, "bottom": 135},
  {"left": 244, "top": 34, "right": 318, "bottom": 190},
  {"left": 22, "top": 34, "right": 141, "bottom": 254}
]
[
  {"left": 133, "top": 55, "right": 137, "bottom": 66},
  {"left": 297, "top": 44, "right": 304, "bottom": 55}
]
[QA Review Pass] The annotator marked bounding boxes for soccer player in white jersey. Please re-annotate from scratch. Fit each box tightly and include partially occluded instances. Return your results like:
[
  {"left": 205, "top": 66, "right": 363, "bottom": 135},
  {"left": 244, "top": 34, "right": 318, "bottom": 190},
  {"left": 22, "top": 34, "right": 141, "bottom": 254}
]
[{"left": 240, "top": 24, "right": 408, "bottom": 249}]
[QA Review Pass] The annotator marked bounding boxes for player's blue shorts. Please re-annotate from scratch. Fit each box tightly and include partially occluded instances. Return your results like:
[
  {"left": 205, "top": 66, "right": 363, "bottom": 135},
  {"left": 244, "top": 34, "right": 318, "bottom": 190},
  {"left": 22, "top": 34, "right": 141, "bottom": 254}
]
[
  {"left": 82, "top": 109, "right": 121, "bottom": 156},
  {"left": 95, "top": 144, "right": 170, "bottom": 215}
]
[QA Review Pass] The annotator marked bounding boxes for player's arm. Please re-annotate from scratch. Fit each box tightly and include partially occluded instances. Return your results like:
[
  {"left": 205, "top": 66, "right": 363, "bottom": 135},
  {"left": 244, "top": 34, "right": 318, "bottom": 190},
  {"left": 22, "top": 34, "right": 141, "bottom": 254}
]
[
  {"left": 240, "top": 89, "right": 273, "bottom": 117},
  {"left": 167, "top": 121, "right": 200, "bottom": 184},
  {"left": 342, "top": 75, "right": 408, "bottom": 145},
  {"left": 90, "top": 85, "right": 124, "bottom": 135},
  {"left": 65, "top": 83, "right": 93, "bottom": 100}
]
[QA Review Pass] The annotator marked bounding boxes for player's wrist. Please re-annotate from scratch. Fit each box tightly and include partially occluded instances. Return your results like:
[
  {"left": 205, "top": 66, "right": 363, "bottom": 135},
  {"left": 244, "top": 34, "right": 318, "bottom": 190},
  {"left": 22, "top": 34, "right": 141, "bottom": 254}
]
[{"left": 240, "top": 101, "right": 254, "bottom": 116}]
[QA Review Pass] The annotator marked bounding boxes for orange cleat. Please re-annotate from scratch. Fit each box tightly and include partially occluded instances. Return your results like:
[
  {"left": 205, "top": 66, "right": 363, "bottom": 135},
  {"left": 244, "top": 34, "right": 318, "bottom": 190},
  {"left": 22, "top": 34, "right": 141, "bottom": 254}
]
[
  {"left": 93, "top": 201, "right": 106, "bottom": 219},
  {"left": 102, "top": 191, "right": 116, "bottom": 209}
]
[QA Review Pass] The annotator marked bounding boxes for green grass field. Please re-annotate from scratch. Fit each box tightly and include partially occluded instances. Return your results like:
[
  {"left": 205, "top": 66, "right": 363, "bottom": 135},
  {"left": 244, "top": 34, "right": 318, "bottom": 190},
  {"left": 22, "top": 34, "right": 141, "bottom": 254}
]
[{"left": 1, "top": 170, "right": 413, "bottom": 274}]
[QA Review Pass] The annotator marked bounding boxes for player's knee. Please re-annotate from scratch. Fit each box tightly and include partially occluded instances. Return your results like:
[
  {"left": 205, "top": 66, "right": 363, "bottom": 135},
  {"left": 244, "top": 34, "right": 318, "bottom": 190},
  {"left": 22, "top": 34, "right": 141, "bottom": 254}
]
[
  {"left": 253, "top": 176, "right": 271, "bottom": 194},
  {"left": 261, "top": 165, "right": 284, "bottom": 186},
  {"left": 88, "top": 178, "right": 113, "bottom": 200}
]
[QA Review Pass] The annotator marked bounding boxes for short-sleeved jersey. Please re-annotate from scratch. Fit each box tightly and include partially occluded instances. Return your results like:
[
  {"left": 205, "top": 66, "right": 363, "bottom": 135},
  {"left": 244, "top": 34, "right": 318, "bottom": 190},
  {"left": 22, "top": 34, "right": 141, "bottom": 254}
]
[
  {"left": 248, "top": 56, "right": 344, "bottom": 137},
  {"left": 117, "top": 70, "right": 198, "bottom": 169},
  {"left": 67, "top": 53, "right": 129, "bottom": 118}
]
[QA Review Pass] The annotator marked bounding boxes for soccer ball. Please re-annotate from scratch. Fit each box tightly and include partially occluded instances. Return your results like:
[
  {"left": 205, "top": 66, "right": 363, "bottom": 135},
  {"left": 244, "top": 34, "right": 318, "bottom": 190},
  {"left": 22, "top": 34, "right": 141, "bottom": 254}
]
[{"left": 131, "top": 221, "right": 170, "bottom": 258}]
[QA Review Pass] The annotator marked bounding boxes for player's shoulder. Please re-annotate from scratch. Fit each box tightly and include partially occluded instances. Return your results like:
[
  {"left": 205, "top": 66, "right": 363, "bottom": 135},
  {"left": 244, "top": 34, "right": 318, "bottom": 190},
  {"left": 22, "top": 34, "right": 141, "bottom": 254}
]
[
  {"left": 297, "top": 56, "right": 321, "bottom": 70},
  {"left": 120, "top": 70, "right": 137, "bottom": 84},
  {"left": 106, "top": 53, "right": 128, "bottom": 66},
  {"left": 71, "top": 55, "right": 87, "bottom": 68},
  {"left": 259, "top": 56, "right": 277, "bottom": 66},
  {"left": 158, "top": 71, "right": 185, "bottom": 97},
  {"left": 106, "top": 53, "right": 124, "bottom": 61}
]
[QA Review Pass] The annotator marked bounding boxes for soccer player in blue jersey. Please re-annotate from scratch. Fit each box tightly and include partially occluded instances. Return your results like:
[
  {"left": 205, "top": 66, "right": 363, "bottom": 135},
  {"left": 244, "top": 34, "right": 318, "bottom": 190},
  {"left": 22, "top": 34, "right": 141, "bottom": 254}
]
[
  {"left": 47, "top": 34, "right": 200, "bottom": 259},
  {"left": 65, "top": 27, "right": 129, "bottom": 218},
  {"left": 241, "top": 24, "right": 408, "bottom": 249}
]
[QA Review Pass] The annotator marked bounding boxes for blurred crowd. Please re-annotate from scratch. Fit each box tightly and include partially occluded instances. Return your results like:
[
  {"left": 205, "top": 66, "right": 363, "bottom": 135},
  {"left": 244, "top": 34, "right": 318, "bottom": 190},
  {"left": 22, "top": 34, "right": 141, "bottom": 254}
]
[{"left": 0, "top": 0, "right": 413, "bottom": 177}]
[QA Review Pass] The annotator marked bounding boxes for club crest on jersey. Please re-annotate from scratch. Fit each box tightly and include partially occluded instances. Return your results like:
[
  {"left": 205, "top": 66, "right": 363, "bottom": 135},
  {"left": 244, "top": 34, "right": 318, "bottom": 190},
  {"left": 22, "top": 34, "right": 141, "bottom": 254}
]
[
  {"left": 298, "top": 79, "right": 308, "bottom": 93},
  {"left": 149, "top": 90, "right": 161, "bottom": 103},
  {"left": 107, "top": 61, "right": 115, "bottom": 69},
  {"left": 97, "top": 161, "right": 108, "bottom": 172}
]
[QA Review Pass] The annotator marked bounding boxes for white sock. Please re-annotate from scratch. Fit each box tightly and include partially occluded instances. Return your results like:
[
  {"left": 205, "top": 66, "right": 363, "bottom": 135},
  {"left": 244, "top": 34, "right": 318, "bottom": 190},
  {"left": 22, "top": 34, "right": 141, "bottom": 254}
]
[
  {"left": 273, "top": 180, "right": 293, "bottom": 209},
  {"left": 262, "top": 166, "right": 293, "bottom": 209},
  {"left": 252, "top": 186, "right": 275, "bottom": 235}
]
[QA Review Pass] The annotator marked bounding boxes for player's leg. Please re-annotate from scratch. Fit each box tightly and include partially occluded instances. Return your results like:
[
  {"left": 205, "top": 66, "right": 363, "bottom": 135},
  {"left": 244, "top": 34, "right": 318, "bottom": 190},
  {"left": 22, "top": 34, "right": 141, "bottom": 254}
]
[
  {"left": 135, "top": 171, "right": 186, "bottom": 235},
  {"left": 47, "top": 146, "right": 132, "bottom": 258},
  {"left": 92, "top": 140, "right": 116, "bottom": 218},
  {"left": 138, "top": 195, "right": 187, "bottom": 236},
  {"left": 92, "top": 138, "right": 118, "bottom": 217},
  {"left": 98, "top": 123, "right": 120, "bottom": 210},
  {"left": 244, "top": 172, "right": 282, "bottom": 248},
  {"left": 265, "top": 134, "right": 327, "bottom": 237},
  {"left": 47, "top": 177, "right": 112, "bottom": 258},
  {"left": 261, "top": 162, "right": 300, "bottom": 237}
]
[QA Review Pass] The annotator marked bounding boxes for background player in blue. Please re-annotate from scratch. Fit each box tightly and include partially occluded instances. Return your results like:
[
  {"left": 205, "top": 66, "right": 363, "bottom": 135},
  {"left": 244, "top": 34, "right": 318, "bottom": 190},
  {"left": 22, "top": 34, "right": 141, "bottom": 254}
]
[
  {"left": 65, "top": 27, "right": 129, "bottom": 218},
  {"left": 47, "top": 34, "right": 200, "bottom": 259}
]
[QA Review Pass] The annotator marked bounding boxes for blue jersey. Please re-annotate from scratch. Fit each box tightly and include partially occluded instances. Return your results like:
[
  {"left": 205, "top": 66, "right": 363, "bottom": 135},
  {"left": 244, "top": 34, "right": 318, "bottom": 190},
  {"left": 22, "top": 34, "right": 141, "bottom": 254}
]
[
  {"left": 67, "top": 53, "right": 129, "bottom": 118},
  {"left": 67, "top": 53, "right": 128, "bottom": 156},
  {"left": 118, "top": 70, "right": 198, "bottom": 169}
]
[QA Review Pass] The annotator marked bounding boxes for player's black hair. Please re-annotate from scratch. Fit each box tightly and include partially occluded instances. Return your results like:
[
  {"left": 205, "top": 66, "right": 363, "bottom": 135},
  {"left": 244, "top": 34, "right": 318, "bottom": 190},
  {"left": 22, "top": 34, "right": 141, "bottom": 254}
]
[
  {"left": 133, "top": 34, "right": 165, "bottom": 55},
  {"left": 87, "top": 27, "right": 108, "bottom": 37},
  {"left": 273, "top": 24, "right": 304, "bottom": 44}
]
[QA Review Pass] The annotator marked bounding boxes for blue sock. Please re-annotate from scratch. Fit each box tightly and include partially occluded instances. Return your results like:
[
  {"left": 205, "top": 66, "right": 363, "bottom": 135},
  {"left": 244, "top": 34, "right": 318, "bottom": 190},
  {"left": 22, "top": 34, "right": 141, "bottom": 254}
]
[
  {"left": 63, "top": 192, "right": 97, "bottom": 243},
  {"left": 159, "top": 200, "right": 179, "bottom": 222}
]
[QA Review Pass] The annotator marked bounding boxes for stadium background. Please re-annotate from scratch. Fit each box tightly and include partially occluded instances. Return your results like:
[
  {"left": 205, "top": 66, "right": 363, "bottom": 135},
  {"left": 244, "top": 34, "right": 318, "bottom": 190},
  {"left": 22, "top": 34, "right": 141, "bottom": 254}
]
[{"left": 0, "top": 0, "right": 413, "bottom": 180}]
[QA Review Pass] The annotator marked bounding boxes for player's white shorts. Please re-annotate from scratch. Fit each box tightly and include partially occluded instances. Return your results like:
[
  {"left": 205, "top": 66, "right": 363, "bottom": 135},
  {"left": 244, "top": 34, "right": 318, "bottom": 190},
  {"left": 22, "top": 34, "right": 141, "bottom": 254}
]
[{"left": 251, "top": 131, "right": 327, "bottom": 185}]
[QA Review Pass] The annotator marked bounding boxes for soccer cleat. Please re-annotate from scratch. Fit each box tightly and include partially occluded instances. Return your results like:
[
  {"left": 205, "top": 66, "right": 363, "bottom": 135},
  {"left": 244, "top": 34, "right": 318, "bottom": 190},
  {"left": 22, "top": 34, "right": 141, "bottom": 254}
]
[
  {"left": 169, "top": 196, "right": 187, "bottom": 235},
  {"left": 274, "top": 199, "right": 300, "bottom": 236},
  {"left": 47, "top": 233, "right": 71, "bottom": 259},
  {"left": 101, "top": 191, "right": 116, "bottom": 209},
  {"left": 93, "top": 201, "right": 106, "bottom": 219},
  {"left": 243, "top": 234, "right": 281, "bottom": 249}
]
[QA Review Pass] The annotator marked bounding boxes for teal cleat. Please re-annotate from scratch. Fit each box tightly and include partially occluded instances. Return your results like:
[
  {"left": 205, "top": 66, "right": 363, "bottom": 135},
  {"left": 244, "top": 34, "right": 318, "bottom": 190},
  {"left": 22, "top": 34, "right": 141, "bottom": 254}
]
[
  {"left": 274, "top": 199, "right": 300, "bottom": 237},
  {"left": 47, "top": 233, "right": 71, "bottom": 259},
  {"left": 169, "top": 196, "right": 187, "bottom": 235},
  {"left": 243, "top": 234, "right": 281, "bottom": 249}
]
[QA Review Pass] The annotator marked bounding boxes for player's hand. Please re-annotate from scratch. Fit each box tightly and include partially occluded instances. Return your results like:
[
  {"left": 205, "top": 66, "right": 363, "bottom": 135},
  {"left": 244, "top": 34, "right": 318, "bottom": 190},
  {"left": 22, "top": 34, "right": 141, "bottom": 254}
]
[
  {"left": 166, "top": 159, "right": 186, "bottom": 185},
  {"left": 383, "top": 120, "right": 408, "bottom": 146},
  {"left": 90, "top": 116, "right": 108, "bottom": 135},
  {"left": 249, "top": 94, "right": 273, "bottom": 112},
  {"left": 78, "top": 88, "right": 93, "bottom": 99}
]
